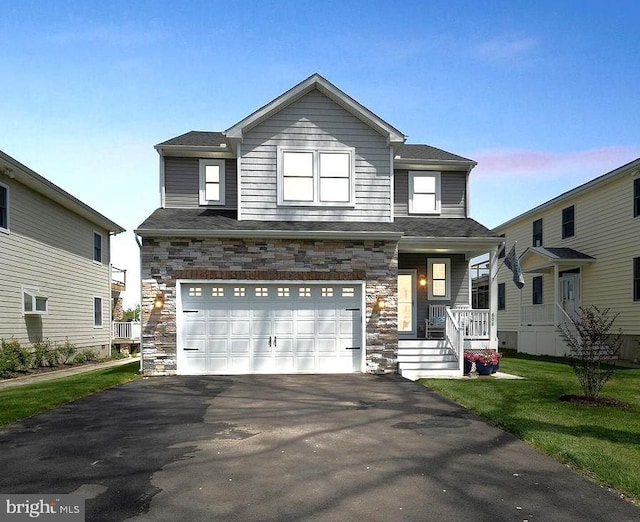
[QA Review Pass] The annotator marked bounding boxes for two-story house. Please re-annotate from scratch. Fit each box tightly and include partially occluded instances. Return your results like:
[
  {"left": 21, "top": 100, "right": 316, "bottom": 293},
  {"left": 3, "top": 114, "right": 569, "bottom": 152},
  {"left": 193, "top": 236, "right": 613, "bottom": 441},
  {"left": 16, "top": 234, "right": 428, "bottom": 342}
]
[
  {"left": 0, "top": 150, "right": 125, "bottom": 358},
  {"left": 136, "top": 74, "right": 503, "bottom": 378},
  {"left": 495, "top": 157, "right": 640, "bottom": 362}
]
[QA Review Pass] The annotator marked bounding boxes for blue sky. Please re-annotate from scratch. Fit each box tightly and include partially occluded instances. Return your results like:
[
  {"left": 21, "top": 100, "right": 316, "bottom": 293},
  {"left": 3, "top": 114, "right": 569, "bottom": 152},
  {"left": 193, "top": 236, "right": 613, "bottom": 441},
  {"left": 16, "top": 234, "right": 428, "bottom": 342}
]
[{"left": 2, "top": 1, "right": 639, "bottom": 307}]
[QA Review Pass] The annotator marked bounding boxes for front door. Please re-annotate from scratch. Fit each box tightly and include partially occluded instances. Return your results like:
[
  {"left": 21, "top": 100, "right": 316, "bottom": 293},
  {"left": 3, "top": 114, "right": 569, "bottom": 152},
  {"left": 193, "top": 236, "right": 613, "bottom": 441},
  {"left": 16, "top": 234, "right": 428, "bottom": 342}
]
[
  {"left": 560, "top": 273, "right": 580, "bottom": 321},
  {"left": 398, "top": 271, "right": 416, "bottom": 337}
]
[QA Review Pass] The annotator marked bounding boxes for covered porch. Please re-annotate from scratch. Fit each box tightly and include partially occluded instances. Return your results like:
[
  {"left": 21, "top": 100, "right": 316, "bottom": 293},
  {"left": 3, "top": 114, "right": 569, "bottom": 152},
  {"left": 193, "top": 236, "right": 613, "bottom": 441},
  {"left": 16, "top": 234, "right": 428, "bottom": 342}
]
[{"left": 396, "top": 235, "right": 503, "bottom": 379}]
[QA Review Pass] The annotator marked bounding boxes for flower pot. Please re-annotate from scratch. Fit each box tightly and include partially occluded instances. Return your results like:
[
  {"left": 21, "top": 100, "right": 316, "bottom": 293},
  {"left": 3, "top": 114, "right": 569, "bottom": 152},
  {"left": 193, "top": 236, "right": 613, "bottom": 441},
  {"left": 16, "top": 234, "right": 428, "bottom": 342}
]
[
  {"left": 491, "top": 361, "right": 499, "bottom": 374},
  {"left": 476, "top": 362, "right": 493, "bottom": 375},
  {"left": 463, "top": 359, "right": 473, "bottom": 375}
]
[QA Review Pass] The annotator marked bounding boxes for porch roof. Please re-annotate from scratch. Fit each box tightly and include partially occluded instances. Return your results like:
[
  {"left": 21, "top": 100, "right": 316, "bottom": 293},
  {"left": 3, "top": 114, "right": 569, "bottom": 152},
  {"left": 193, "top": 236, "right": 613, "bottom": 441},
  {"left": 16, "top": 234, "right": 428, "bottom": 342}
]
[{"left": 520, "top": 246, "right": 596, "bottom": 273}]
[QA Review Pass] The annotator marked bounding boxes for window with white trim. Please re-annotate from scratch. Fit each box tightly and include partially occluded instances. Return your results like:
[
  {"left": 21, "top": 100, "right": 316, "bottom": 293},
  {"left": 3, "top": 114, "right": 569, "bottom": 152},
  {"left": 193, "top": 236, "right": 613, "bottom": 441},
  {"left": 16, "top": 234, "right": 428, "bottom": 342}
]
[
  {"left": 428, "top": 258, "right": 450, "bottom": 300},
  {"left": 93, "top": 232, "right": 102, "bottom": 263},
  {"left": 0, "top": 182, "right": 8, "bottom": 231},
  {"left": 409, "top": 171, "right": 441, "bottom": 214},
  {"left": 94, "top": 296, "right": 103, "bottom": 327},
  {"left": 23, "top": 287, "right": 48, "bottom": 315},
  {"left": 277, "top": 147, "right": 354, "bottom": 206},
  {"left": 199, "top": 159, "right": 225, "bottom": 206}
]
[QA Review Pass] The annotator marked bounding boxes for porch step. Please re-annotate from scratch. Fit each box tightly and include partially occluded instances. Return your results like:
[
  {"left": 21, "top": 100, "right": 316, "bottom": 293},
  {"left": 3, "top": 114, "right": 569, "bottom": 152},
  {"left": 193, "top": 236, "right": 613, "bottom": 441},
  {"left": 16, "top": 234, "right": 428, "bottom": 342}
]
[
  {"left": 398, "top": 354, "right": 458, "bottom": 363},
  {"left": 398, "top": 342, "right": 461, "bottom": 380},
  {"left": 400, "top": 369, "right": 463, "bottom": 380},
  {"left": 399, "top": 361, "right": 459, "bottom": 370}
]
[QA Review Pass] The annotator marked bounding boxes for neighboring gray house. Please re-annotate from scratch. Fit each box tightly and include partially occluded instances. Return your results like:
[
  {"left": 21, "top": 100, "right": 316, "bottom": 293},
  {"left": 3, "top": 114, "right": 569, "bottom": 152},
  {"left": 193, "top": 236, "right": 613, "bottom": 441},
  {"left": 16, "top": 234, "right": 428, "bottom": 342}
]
[
  {"left": 136, "top": 74, "right": 503, "bottom": 378},
  {"left": 0, "top": 150, "right": 125, "bottom": 358},
  {"left": 495, "top": 157, "right": 640, "bottom": 362}
]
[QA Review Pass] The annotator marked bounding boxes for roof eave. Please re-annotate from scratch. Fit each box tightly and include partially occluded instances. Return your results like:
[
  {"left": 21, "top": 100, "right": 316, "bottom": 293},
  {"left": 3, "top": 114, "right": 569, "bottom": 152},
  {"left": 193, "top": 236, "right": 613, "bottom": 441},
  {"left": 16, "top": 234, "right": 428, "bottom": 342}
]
[
  {"left": 155, "top": 144, "right": 235, "bottom": 159},
  {"left": 399, "top": 235, "right": 504, "bottom": 255},
  {"left": 393, "top": 158, "right": 477, "bottom": 170}
]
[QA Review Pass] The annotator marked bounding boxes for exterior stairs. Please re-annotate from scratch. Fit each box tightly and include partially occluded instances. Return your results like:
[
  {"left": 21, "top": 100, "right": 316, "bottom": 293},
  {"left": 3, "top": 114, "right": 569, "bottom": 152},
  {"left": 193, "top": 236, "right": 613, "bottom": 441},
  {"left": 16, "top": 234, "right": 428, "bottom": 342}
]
[{"left": 398, "top": 339, "right": 462, "bottom": 380}]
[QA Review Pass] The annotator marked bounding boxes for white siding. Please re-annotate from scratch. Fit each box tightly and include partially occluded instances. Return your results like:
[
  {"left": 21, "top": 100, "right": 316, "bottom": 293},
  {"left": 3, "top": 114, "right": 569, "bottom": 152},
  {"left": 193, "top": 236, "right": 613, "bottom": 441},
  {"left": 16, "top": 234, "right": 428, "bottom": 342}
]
[
  {"left": 496, "top": 171, "right": 640, "bottom": 335},
  {"left": 240, "top": 90, "right": 392, "bottom": 222},
  {"left": 0, "top": 178, "right": 112, "bottom": 352}
]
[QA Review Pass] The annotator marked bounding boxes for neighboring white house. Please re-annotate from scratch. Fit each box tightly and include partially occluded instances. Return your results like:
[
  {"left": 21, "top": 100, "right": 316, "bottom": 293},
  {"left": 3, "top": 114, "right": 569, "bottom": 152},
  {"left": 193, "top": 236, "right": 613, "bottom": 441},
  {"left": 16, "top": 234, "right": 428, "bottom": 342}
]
[
  {"left": 494, "top": 157, "right": 640, "bottom": 362},
  {"left": 0, "top": 150, "right": 125, "bottom": 357}
]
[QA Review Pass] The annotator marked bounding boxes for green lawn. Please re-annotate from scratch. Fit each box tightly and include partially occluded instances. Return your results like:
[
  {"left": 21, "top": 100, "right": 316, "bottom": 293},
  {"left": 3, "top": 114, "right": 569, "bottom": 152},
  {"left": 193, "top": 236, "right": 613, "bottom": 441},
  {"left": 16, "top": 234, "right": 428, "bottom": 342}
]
[
  {"left": 420, "top": 352, "right": 640, "bottom": 504},
  {"left": 0, "top": 362, "right": 140, "bottom": 427}
]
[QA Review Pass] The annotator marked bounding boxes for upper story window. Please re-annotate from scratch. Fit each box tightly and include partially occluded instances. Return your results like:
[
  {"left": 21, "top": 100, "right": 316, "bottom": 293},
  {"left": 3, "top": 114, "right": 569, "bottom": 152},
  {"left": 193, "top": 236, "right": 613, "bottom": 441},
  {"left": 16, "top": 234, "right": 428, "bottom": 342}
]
[
  {"left": 634, "top": 178, "right": 640, "bottom": 218},
  {"left": 428, "top": 258, "right": 450, "bottom": 300},
  {"left": 199, "top": 159, "right": 226, "bottom": 206},
  {"left": 562, "top": 205, "right": 575, "bottom": 239},
  {"left": 277, "top": 147, "right": 354, "bottom": 206},
  {"left": 532, "top": 218, "right": 543, "bottom": 247},
  {"left": 93, "top": 232, "right": 103, "bottom": 263},
  {"left": 0, "top": 183, "right": 8, "bottom": 231},
  {"left": 532, "top": 276, "right": 543, "bottom": 304},
  {"left": 409, "top": 171, "right": 441, "bottom": 214}
]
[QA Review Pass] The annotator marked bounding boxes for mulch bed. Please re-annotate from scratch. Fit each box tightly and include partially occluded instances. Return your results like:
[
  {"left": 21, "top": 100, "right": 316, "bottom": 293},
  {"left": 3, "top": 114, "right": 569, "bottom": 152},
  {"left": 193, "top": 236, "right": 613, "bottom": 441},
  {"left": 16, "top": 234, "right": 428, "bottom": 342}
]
[{"left": 559, "top": 394, "right": 631, "bottom": 409}]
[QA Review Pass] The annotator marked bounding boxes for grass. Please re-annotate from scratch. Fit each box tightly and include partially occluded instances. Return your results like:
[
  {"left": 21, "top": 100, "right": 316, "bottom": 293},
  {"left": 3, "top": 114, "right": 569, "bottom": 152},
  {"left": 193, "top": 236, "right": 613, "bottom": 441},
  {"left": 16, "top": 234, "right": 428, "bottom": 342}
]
[
  {"left": 419, "top": 351, "right": 640, "bottom": 504},
  {"left": 0, "top": 361, "right": 140, "bottom": 427}
]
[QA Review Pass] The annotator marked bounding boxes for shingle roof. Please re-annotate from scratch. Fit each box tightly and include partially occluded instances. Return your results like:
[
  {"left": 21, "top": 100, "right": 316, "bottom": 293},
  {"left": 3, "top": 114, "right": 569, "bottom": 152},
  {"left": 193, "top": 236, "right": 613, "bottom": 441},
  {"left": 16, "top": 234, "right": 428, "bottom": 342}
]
[
  {"left": 136, "top": 208, "right": 499, "bottom": 240},
  {"left": 531, "top": 247, "right": 595, "bottom": 261},
  {"left": 395, "top": 144, "right": 473, "bottom": 163},
  {"left": 156, "top": 131, "right": 227, "bottom": 147}
]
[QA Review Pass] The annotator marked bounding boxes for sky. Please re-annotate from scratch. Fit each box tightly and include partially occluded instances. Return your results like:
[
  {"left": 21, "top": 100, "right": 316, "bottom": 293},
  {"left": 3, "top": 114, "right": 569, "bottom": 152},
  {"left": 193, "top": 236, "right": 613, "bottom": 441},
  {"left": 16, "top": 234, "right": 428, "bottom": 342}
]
[{"left": 1, "top": 0, "right": 639, "bottom": 308}]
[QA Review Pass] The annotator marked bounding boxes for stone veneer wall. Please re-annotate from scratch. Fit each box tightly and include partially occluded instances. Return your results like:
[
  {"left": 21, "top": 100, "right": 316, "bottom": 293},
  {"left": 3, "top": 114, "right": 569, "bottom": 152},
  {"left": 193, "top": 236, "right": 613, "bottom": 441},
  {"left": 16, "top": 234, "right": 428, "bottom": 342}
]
[{"left": 141, "top": 237, "right": 399, "bottom": 375}]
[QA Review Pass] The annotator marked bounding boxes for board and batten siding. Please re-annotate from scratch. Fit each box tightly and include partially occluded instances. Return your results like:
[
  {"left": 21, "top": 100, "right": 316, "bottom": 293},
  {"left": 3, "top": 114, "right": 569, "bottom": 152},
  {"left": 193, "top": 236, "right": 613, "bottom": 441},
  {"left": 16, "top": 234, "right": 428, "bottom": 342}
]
[
  {"left": 496, "top": 171, "right": 640, "bottom": 336},
  {"left": 394, "top": 170, "right": 467, "bottom": 218},
  {"left": 0, "top": 178, "right": 112, "bottom": 354},
  {"left": 164, "top": 157, "right": 237, "bottom": 209},
  {"left": 240, "top": 90, "right": 392, "bottom": 222}
]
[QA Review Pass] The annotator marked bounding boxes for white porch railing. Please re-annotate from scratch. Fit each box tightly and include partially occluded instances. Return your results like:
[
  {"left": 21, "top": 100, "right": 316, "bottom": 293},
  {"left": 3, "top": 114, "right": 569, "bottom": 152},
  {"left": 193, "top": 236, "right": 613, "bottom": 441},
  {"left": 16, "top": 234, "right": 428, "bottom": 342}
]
[
  {"left": 113, "top": 321, "right": 141, "bottom": 340},
  {"left": 445, "top": 308, "right": 464, "bottom": 369},
  {"left": 452, "top": 308, "right": 490, "bottom": 339},
  {"left": 521, "top": 304, "right": 555, "bottom": 326}
]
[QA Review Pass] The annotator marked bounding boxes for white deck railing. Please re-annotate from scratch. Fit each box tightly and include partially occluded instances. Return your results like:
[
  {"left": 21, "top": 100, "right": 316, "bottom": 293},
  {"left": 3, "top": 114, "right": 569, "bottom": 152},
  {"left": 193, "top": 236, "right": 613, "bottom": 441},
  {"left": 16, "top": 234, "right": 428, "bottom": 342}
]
[
  {"left": 521, "top": 304, "right": 555, "bottom": 325},
  {"left": 452, "top": 308, "right": 490, "bottom": 339},
  {"left": 445, "top": 308, "right": 464, "bottom": 369},
  {"left": 113, "top": 321, "right": 141, "bottom": 340}
]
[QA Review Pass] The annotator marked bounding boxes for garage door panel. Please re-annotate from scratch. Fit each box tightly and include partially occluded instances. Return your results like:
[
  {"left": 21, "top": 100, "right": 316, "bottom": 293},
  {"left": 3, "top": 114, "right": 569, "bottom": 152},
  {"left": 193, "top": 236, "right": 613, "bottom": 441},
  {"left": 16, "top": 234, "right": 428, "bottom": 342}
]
[{"left": 179, "top": 282, "right": 361, "bottom": 375}]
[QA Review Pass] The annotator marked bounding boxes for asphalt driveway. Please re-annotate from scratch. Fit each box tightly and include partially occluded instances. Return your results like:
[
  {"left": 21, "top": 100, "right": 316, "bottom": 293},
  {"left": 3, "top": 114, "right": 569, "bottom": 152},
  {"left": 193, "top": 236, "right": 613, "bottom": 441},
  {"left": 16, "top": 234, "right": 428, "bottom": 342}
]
[{"left": 0, "top": 374, "right": 637, "bottom": 521}]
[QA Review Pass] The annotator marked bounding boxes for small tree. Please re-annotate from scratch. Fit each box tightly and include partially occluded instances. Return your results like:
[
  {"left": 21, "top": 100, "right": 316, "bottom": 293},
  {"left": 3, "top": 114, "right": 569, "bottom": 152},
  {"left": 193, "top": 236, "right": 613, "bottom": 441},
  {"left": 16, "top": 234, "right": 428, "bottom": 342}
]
[
  {"left": 558, "top": 306, "right": 623, "bottom": 400},
  {"left": 123, "top": 305, "right": 140, "bottom": 322}
]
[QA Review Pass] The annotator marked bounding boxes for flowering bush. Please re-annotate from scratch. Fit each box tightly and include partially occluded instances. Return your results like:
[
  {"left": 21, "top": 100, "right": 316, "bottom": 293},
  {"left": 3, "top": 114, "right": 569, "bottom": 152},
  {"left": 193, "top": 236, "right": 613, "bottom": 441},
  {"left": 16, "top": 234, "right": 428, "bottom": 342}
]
[
  {"left": 463, "top": 351, "right": 478, "bottom": 362},
  {"left": 477, "top": 349, "right": 502, "bottom": 365}
]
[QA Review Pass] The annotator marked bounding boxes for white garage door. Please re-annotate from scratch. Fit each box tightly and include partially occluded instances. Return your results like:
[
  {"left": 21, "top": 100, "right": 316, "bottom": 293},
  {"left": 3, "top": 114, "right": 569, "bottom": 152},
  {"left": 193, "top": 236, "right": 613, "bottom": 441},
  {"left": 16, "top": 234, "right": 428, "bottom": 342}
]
[{"left": 178, "top": 282, "right": 363, "bottom": 375}]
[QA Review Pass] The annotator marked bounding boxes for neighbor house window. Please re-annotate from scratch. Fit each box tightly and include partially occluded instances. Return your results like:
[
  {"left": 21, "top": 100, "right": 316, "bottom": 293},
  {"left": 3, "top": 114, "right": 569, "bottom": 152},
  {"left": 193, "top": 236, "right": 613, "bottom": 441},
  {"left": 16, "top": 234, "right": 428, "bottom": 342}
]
[
  {"left": 277, "top": 147, "right": 354, "bottom": 206},
  {"left": 93, "top": 232, "right": 102, "bottom": 263},
  {"left": 0, "top": 183, "right": 8, "bottom": 231},
  {"left": 23, "top": 287, "right": 48, "bottom": 315},
  {"left": 498, "top": 283, "right": 506, "bottom": 310},
  {"left": 634, "top": 257, "right": 640, "bottom": 302},
  {"left": 409, "top": 171, "right": 441, "bottom": 214},
  {"left": 428, "top": 258, "right": 450, "bottom": 300},
  {"left": 94, "top": 297, "right": 103, "bottom": 327},
  {"left": 199, "top": 159, "right": 226, "bottom": 205},
  {"left": 634, "top": 178, "right": 640, "bottom": 218},
  {"left": 562, "top": 206, "right": 575, "bottom": 239},
  {"left": 532, "top": 219, "right": 543, "bottom": 247},
  {"left": 532, "top": 276, "right": 543, "bottom": 305}
]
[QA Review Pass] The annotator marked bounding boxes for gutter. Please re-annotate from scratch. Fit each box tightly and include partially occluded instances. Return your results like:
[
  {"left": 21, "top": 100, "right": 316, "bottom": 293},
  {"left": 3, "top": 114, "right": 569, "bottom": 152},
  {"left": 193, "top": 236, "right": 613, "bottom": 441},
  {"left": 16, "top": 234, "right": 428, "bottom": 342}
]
[{"left": 134, "top": 228, "right": 404, "bottom": 241}]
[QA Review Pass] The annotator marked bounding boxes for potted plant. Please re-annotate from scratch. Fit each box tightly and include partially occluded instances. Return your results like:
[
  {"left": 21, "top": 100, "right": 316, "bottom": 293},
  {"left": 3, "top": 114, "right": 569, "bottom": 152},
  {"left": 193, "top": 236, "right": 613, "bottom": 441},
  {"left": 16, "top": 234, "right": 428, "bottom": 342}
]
[
  {"left": 476, "top": 349, "right": 500, "bottom": 375},
  {"left": 463, "top": 351, "right": 477, "bottom": 375}
]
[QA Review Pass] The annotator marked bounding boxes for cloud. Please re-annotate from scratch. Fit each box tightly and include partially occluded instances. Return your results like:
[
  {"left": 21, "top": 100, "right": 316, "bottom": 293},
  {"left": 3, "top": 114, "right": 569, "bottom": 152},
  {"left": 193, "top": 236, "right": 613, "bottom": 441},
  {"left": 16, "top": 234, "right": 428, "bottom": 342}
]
[
  {"left": 471, "top": 146, "right": 640, "bottom": 178},
  {"left": 475, "top": 37, "right": 538, "bottom": 61}
]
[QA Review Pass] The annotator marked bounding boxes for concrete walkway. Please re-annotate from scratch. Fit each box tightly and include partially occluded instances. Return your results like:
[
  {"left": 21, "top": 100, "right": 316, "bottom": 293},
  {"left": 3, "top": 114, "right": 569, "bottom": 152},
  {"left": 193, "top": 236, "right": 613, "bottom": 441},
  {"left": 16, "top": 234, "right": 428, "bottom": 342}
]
[{"left": 0, "top": 356, "right": 140, "bottom": 390}]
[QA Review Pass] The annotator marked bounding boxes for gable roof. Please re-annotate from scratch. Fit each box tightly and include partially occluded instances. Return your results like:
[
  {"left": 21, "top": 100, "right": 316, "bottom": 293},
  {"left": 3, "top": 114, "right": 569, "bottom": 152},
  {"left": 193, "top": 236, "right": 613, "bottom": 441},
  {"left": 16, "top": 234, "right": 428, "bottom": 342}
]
[
  {"left": 224, "top": 73, "right": 406, "bottom": 151},
  {"left": 519, "top": 246, "right": 596, "bottom": 273},
  {"left": 0, "top": 150, "right": 124, "bottom": 234},
  {"left": 495, "top": 157, "right": 640, "bottom": 231}
]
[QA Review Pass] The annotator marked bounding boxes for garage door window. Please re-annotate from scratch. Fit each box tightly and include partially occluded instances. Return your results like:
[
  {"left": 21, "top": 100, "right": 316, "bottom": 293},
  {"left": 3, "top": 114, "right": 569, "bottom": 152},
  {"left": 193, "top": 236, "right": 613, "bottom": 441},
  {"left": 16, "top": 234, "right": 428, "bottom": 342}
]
[
  {"left": 234, "top": 287, "right": 246, "bottom": 297},
  {"left": 322, "top": 287, "right": 334, "bottom": 297},
  {"left": 342, "top": 287, "right": 355, "bottom": 297},
  {"left": 277, "top": 287, "right": 290, "bottom": 297},
  {"left": 255, "top": 287, "right": 268, "bottom": 297},
  {"left": 299, "top": 287, "right": 311, "bottom": 297},
  {"left": 211, "top": 287, "right": 224, "bottom": 297},
  {"left": 188, "top": 287, "right": 202, "bottom": 297}
]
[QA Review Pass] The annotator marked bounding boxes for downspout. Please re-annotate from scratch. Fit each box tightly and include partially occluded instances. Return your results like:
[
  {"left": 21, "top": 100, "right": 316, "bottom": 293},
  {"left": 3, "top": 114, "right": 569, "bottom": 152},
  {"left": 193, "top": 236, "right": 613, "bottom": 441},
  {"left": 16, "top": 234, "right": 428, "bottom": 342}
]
[{"left": 135, "top": 232, "right": 143, "bottom": 374}]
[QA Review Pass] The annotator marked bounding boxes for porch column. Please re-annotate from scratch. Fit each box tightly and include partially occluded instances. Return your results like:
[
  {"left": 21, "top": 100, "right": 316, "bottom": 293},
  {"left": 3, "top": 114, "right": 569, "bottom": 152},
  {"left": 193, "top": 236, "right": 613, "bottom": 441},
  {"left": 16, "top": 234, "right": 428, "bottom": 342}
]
[
  {"left": 553, "top": 264, "right": 560, "bottom": 325},
  {"left": 489, "top": 245, "right": 499, "bottom": 350}
]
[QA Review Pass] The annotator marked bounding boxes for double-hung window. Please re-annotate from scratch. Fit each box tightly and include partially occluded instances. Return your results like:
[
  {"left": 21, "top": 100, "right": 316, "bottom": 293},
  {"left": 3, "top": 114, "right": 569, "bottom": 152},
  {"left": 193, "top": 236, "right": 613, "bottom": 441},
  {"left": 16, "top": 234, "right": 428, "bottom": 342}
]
[
  {"left": 634, "top": 257, "right": 640, "bottom": 302},
  {"left": 278, "top": 148, "right": 354, "bottom": 206},
  {"left": 428, "top": 258, "right": 450, "bottom": 300},
  {"left": 94, "top": 297, "right": 103, "bottom": 327},
  {"left": 532, "top": 219, "right": 543, "bottom": 247},
  {"left": 93, "top": 232, "right": 102, "bottom": 263},
  {"left": 199, "top": 159, "right": 226, "bottom": 205},
  {"left": 409, "top": 171, "right": 441, "bottom": 214},
  {"left": 562, "top": 206, "right": 575, "bottom": 239},
  {"left": 634, "top": 178, "right": 640, "bottom": 218},
  {"left": 0, "top": 183, "right": 8, "bottom": 231}
]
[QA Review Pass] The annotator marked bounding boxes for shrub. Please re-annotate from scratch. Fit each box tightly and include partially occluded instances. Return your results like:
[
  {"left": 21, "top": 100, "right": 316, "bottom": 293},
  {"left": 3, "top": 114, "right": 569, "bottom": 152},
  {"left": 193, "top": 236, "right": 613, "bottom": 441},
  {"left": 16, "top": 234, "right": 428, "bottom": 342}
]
[
  {"left": 72, "top": 349, "right": 98, "bottom": 364},
  {"left": 0, "top": 339, "right": 32, "bottom": 377},
  {"left": 58, "top": 338, "right": 77, "bottom": 364},
  {"left": 32, "top": 338, "right": 52, "bottom": 368},
  {"left": 558, "top": 306, "right": 623, "bottom": 400}
]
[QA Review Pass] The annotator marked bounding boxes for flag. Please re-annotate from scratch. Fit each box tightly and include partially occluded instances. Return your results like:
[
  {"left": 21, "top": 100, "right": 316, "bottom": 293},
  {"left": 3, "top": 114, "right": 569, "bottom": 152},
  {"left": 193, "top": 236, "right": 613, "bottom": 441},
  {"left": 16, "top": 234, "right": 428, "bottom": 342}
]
[{"left": 504, "top": 244, "right": 524, "bottom": 289}]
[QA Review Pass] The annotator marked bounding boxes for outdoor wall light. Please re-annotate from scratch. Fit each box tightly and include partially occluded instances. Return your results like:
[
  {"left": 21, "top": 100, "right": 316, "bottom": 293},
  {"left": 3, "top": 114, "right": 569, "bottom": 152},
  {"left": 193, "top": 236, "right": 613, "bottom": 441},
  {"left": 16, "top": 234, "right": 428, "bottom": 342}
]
[
  {"left": 419, "top": 275, "right": 427, "bottom": 286},
  {"left": 376, "top": 296, "right": 386, "bottom": 310},
  {"left": 153, "top": 292, "right": 165, "bottom": 310}
]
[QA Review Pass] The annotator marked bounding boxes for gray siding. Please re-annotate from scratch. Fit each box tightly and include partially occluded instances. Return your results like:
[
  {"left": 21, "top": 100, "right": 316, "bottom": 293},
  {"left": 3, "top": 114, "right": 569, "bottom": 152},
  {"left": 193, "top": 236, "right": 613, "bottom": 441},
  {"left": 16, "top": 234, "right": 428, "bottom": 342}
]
[
  {"left": 164, "top": 157, "right": 237, "bottom": 209},
  {"left": 240, "top": 90, "right": 392, "bottom": 222},
  {"left": 394, "top": 170, "right": 467, "bottom": 217},
  {"left": 0, "top": 178, "right": 112, "bottom": 354}
]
